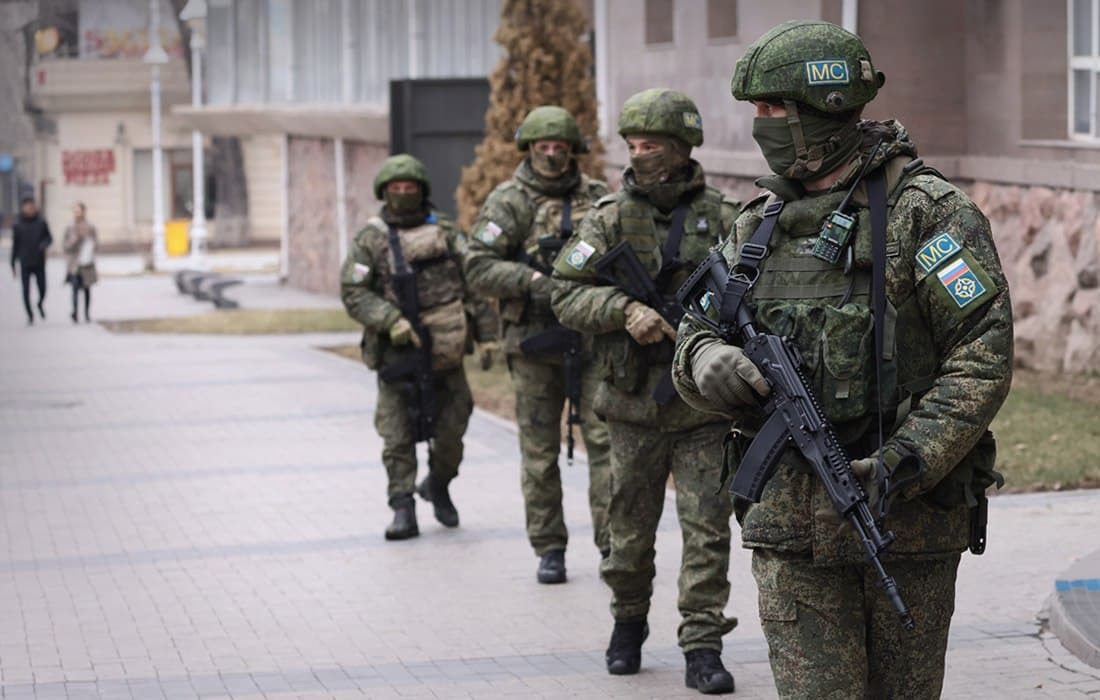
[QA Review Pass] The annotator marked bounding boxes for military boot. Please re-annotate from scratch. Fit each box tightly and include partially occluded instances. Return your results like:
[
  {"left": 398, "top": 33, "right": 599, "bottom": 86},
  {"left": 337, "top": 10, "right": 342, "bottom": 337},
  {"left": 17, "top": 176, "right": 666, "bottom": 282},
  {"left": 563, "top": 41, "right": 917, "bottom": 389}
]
[
  {"left": 536, "top": 549, "right": 566, "bottom": 584},
  {"left": 419, "top": 474, "right": 459, "bottom": 527},
  {"left": 605, "top": 617, "right": 648, "bottom": 675},
  {"left": 384, "top": 495, "right": 419, "bottom": 541},
  {"left": 684, "top": 649, "right": 734, "bottom": 694}
]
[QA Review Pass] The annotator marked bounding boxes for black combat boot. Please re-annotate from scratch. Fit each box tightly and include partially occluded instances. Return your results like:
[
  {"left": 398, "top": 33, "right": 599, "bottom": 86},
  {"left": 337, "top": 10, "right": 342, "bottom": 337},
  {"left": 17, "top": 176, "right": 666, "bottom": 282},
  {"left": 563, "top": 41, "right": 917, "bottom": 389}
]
[
  {"left": 384, "top": 495, "right": 419, "bottom": 541},
  {"left": 684, "top": 649, "right": 735, "bottom": 694},
  {"left": 418, "top": 474, "right": 459, "bottom": 527},
  {"left": 605, "top": 617, "right": 648, "bottom": 675},
  {"left": 536, "top": 549, "right": 566, "bottom": 584}
]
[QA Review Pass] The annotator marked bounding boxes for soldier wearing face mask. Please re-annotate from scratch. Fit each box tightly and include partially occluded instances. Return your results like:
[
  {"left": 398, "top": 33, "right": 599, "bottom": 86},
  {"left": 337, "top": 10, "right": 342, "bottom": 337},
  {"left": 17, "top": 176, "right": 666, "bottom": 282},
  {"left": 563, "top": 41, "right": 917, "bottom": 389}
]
[
  {"left": 340, "top": 154, "right": 498, "bottom": 541},
  {"left": 550, "top": 89, "right": 741, "bottom": 694},
  {"left": 465, "top": 106, "right": 612, "bottom": 586}
]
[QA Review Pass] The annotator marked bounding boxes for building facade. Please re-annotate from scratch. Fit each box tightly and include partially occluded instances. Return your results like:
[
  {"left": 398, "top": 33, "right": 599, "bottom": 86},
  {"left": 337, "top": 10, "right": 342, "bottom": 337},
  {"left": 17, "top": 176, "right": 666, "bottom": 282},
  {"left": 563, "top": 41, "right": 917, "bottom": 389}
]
[
  {"left": 177, "top": 0, "right": 502, "bottom": 293},
  {"left": 594, "top": 0, "right": 1100, "bottom": 374}
]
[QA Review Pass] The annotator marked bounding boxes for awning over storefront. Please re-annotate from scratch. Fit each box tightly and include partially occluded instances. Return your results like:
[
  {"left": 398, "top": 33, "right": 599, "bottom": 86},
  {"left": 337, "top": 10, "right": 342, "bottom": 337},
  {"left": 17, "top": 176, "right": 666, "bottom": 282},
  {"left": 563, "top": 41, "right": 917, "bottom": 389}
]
[{"left": 170, "top": 104, "right": 390, "bottom": 143}]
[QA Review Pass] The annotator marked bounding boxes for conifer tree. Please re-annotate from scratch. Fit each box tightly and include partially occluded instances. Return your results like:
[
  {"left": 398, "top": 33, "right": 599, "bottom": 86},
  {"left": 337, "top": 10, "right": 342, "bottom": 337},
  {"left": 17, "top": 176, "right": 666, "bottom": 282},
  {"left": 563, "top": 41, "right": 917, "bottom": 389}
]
[{"left": 455, "top": 0, "right": 606, "bottom": 229}]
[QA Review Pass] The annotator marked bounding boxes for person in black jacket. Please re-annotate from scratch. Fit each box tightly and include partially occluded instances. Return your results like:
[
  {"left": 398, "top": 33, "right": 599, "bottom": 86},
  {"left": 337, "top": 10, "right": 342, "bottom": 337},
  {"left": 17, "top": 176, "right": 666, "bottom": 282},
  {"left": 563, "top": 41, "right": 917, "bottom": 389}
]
[{"left": 11, "top": 197, "right": 52, "bottom": 324}]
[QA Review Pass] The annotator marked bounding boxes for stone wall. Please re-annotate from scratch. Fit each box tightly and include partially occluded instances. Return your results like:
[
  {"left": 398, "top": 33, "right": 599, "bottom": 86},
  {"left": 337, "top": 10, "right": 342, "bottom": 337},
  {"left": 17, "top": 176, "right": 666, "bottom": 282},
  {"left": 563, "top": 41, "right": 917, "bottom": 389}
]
[
  {"left": 970, "top": 182, "right": 1100, "bottom": 375},
  {"left": 287, "top": 137, "right": 338, "bottom": 295},
  {"left": 285, "top": 136, "right": 390, "bottom": 296}
]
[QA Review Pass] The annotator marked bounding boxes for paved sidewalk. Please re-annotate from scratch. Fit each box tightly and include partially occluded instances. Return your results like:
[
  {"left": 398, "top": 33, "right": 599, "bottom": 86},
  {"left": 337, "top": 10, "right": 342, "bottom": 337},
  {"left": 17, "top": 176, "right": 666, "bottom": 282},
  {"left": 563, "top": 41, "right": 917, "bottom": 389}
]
[{"left": 1, "top": 263, "right": 1099, "bottom": 698}]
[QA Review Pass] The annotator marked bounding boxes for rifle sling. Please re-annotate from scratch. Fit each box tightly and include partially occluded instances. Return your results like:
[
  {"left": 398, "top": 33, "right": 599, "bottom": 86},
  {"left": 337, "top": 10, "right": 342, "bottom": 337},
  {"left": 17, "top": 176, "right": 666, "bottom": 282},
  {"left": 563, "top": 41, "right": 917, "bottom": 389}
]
[
  {"left": 387, "top": 224, "right": 411, "bottom": 279},
  {"left": 719, "top": 199, "right": 784, "bottom": 327},
  {"left": 867, "top": 167, "right": 890, "bottom": 499},
  {"left": 656, "top": 202, "right": 691, "bottom": 288}
]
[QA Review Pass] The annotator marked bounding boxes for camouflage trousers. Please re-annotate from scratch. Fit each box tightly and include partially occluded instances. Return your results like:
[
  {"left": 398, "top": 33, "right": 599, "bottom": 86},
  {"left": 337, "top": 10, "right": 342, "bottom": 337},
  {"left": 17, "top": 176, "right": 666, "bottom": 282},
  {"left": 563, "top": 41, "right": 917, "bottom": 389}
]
[
  {"left": 601, "top": 419, "right": 736, "bottom": 651},
  {"left": 752, "top": 549, "right": 961, "bottom": 699},
  {"left": 375, "top": 367, "right": 473, "bottom": 503},
  {"left": 509, "top": 354, "right": 611, "bottom": 555}
]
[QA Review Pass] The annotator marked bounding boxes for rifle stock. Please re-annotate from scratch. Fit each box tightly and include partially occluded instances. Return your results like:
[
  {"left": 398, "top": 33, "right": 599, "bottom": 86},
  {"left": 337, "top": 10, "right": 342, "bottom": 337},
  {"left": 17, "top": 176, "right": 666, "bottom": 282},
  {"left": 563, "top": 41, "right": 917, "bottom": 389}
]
[{"left": 519, "top": 325, "right": 585, "bottom": 464}]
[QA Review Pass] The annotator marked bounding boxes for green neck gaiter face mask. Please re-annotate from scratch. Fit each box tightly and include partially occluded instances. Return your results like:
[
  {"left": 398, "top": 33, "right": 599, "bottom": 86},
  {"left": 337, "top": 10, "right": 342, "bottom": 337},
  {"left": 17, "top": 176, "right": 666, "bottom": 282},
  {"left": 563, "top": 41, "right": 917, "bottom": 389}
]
[
  {"left": 382, "top": 191, "right": 428, "bottom": 227},
  {"left": 530, "top": 150, "right": 572, "bottom": 179},
  {"left": 752, "top": 110, "right": 861, "bottom": 181},
  {"left": 384, "top": 191, "right": 423, "bottom": 215}
]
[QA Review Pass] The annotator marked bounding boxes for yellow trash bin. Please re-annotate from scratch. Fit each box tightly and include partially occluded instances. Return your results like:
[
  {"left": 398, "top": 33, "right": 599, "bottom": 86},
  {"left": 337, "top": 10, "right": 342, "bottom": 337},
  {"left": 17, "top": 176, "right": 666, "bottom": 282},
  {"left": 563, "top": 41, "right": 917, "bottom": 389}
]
[{"left": 165, "top": 219, "right": 190, "bottom": 257}]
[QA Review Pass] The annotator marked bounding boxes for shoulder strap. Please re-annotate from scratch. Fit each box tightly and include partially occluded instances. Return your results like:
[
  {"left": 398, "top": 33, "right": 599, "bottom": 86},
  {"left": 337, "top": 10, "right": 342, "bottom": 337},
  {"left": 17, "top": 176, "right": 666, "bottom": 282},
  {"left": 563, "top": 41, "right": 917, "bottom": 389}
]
[
  {"left": 867, "top": 167, "right": 890, "bottom": 508},
  {"left": 387, "top": 225, "right": 410, "bottom": 276},
  {"left": 560, "top": 194, "right": 573, "bottom": 239},
  {"left": 717, "top": 197, "right": 785, "bottom": 327},
  {"left": 653, "top": 202, "right": 692, "bottom": 291}
]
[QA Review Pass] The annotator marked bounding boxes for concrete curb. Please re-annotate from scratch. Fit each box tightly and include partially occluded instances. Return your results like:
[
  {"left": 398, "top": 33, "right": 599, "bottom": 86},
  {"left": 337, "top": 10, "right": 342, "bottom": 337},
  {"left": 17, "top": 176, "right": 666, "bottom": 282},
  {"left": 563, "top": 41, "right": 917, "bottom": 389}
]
[{"left": 1049, "top": 551, "right": 1100, "bottom": 669}]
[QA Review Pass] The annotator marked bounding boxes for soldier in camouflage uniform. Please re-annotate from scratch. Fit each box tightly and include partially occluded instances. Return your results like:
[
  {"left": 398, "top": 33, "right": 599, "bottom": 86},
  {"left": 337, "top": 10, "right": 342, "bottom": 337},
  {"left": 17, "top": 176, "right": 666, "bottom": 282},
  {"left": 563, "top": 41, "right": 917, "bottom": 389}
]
[
  {"left": 465, "top": 106, "right": 612, "bottom": 585},
  {"left": 551, "top": 89, "right": 740, "bottom": 694},
  {"left": 341, "top": 154, "right": 497, "bottom": 542},
  {"left": 672, "top": 21, "right": 1013, "bottom": 698}
]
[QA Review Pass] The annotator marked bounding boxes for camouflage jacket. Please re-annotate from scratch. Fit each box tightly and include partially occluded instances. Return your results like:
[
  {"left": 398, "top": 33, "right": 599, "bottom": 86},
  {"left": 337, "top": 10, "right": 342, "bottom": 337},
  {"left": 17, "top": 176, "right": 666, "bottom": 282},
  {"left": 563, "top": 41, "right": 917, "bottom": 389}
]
[
  {"left": 551, "top": 162, "right": 740, "bottom": 431},
  {"left": 464, "top": 159, "right": 609, "bottom": 356},
  {"left": 672, "top": 121, "right": 1014, "bottom": 561},
  {"left": 340, "top": 209, "right": 497, "bottom": 372}
]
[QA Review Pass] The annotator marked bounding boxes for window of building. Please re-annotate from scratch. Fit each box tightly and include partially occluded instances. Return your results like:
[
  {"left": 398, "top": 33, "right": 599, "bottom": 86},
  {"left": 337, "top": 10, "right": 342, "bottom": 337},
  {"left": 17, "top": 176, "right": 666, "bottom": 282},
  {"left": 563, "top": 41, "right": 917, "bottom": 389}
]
[
  {"left": 645, "top": 0, "right": 674, "bottom": 45},
  {"left": 707, "top": 0, "right": 737, "bottom": 40},
  {"left": 1070, "top": 0, "right": 1100, "bottom": 137}
]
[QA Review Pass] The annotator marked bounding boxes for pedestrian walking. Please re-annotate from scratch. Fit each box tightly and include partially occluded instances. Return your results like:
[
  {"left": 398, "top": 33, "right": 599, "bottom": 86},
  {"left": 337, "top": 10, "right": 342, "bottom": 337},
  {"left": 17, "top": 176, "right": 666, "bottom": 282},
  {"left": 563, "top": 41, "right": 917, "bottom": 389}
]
[
  {"left": 10, "top": 196, "right": 52, "bottom": 325},
  {"left": 673, "top": 20, "right": 1013, "bottom": 698},
  {"left": 63, "top": 202, "right": 98, "bottom": 323}
]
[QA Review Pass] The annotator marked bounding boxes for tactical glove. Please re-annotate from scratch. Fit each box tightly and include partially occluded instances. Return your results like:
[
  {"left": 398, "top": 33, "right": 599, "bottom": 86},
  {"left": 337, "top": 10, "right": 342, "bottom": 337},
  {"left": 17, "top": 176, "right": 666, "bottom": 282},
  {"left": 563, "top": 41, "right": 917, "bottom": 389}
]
[
  {"left": 624, "top": 301, "right": 676, "bottom": 345},
  {"left": 850, "top": 457, "right": 889, "bottom": 516},
  {"left": 478, "top": 341, "right": 499, "bottom": 371},
  {"left": 388, "top": 317, "right": 422, "bottom": 348},
  {"left": 529, "top": 271, "right": 554, "bottom": 302},
  {"left": 691, "top": 339, "right": 770, "bottom": 409}
]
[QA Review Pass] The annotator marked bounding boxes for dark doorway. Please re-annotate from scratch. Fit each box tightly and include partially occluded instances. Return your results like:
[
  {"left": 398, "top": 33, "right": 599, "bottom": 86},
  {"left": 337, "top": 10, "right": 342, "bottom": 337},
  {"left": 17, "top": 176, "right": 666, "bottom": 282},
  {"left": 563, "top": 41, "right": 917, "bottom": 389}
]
[{"left": 389, "top": 78, "right": 491, "bottom": 219}]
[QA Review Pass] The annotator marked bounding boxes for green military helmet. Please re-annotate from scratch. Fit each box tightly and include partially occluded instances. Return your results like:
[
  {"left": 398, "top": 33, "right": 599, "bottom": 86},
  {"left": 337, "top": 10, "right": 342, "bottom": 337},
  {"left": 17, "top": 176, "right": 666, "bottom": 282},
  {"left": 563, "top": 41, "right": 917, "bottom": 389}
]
[
  {"left": 373, "top": 154, "right": 431, "bottom": 200},
  {"left": 515, "top": 105, "right": 589, "bottom": 153},
  {"left": 617, "top": 88, "right": 703, "bottom": 147},
  {"left": 731, "top": 20, "right": 885, "bottom": 113}
]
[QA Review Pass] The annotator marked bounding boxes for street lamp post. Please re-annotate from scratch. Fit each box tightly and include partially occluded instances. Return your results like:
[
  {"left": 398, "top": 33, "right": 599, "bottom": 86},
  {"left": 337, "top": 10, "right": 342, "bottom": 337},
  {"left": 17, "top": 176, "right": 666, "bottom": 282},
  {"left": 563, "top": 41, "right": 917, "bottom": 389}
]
[
  {"left": 143, "top": 0, "right": 169, "bottom": 270},
  {"left": 180, "top": 0, "right": 208, "bottom": 268}
]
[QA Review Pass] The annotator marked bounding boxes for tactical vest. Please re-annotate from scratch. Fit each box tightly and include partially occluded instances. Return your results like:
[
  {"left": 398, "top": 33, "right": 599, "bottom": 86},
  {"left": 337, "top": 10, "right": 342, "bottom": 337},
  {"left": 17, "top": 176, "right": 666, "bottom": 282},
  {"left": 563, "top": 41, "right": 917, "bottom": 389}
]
[
  {"left": 501, "top": 178, "right": 601, "bottom": 329},
  {"left": 598, "top": 186, "right": 727, "bottom": 396},
  {"left": 370, "top": 216, "right": 468, "bottom": 371},
  {"left": 615, "top": 186, "right": 727, "bottom": 292}
]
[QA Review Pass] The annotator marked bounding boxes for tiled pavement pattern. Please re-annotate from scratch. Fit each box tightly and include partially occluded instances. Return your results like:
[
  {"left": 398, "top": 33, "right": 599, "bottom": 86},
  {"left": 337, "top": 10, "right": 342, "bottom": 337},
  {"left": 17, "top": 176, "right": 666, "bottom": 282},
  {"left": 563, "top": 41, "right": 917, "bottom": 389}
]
[{"left": 1, "top": 258, "right": 1099, "bottom": 698}]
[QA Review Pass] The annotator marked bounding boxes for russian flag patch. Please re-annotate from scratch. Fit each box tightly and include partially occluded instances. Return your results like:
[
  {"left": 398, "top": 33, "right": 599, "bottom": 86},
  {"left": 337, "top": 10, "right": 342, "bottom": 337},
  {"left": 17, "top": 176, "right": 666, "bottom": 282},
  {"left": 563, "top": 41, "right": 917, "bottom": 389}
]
[{"left": 936, "top": 257, "right": 986, "bottom": 308}]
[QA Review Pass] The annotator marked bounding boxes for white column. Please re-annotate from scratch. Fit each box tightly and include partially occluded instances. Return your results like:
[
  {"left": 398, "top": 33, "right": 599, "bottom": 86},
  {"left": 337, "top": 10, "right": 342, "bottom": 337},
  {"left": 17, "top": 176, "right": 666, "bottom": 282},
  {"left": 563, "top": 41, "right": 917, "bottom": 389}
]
[
  {"left": 279, "top": 133, "right": 289, "bottom": 281},
  {"left": 151, "top": 65, "right": 167, "bottom": 266},
  {"left": 334, "top": 138, "right": 348, "bottom": 264},
  {"left": 188, "top": 27, "right": 208, "bottom": 267},
  {"left": 145, "top": 0, "right": 168, "bottom": 269},
  {"left": 594, "top": 0, "right": 610, "bottom": 139},
  {"left": 841, "top": 0, "right": 859, "bottom": 32},
  {"left": 407, "top": 0, "right": 422, "bottom": 79}
]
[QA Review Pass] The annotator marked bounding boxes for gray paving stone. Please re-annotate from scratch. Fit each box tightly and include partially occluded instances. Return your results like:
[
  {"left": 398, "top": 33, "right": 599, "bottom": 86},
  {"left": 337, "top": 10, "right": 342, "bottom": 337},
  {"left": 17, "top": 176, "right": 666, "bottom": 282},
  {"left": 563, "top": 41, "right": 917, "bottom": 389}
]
[{"left": 0, "top": 259, "right": 1098, "bottom": 699}]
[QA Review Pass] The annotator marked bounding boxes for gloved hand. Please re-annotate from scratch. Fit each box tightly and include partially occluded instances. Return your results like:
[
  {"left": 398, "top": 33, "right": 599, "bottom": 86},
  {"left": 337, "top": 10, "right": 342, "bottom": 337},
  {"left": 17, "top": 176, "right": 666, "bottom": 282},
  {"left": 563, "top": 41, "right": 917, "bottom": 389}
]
[
  {"left": 850, "top": 456, "right": 890, "bottom": 516},
  {"left": 388, "top": 317, "right": 422, "bottom": 347},
  {"left": 624, "top": 300, "right": 676, "bottom": 345},
  {"left": 691, "top": 340, "right": 770, "bottom": 409},
  {"left": 529, "top": 271, "right": 553, "bottom": 301},
  {"left": 478, "top": 341, "right": 499, "bottom": 371}
]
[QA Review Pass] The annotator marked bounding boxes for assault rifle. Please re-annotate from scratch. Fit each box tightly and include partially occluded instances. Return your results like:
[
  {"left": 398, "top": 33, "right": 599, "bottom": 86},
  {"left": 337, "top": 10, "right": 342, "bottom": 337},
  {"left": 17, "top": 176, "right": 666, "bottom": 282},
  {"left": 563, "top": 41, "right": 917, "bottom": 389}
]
[
  {"left": 519, "top": 325, "right": 584, "bottom": 464},
  {"left": 594, "top": 241, "right": 682, "bottom": 405},
  {"left": 677, "top": 250, "right": 916, "bottom": 631},
  {"left": 377, "top": 227, "right": 437, "bottom": 443}
]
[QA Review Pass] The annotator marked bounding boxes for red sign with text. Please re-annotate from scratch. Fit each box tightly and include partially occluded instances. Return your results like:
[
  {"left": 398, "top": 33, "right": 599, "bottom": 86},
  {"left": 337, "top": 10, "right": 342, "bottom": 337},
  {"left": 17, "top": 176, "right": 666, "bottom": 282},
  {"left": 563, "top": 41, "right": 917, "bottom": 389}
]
[{"left": 62, "top": 149, "right": 115, "bottom": 185}]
